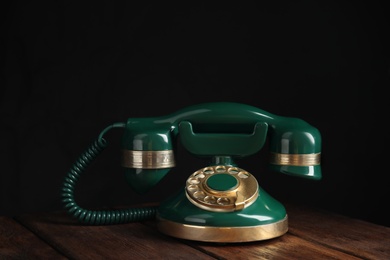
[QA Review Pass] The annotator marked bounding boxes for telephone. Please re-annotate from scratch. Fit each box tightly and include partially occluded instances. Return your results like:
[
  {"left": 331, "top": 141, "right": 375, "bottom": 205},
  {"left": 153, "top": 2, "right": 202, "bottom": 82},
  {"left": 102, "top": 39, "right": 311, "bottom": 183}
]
[{"left": 62, "top": 102, "right": 321, "bottom": 243}]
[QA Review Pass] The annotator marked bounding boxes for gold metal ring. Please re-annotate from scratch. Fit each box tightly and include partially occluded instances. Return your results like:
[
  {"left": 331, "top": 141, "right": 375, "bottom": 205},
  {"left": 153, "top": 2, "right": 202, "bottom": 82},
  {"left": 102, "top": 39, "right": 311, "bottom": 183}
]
[
  {"left": 157, "top": 215, "right": 288, "bottom": 243},
  {"left": 121, "top": 150, "right": 175, "bottom": 169},
  {"left": 269, "top": 152, "right": 321, "bottom": 166},
  {"left": 185, "top": 165, "right": 258, "bottom": 212}
]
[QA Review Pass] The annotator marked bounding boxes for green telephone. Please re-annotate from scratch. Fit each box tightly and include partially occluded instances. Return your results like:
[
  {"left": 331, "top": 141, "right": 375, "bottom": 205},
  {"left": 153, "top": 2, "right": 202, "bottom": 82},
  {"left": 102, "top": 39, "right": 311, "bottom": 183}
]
[{"left": 62, "top": 102, "right": 321, "bottom": 243}]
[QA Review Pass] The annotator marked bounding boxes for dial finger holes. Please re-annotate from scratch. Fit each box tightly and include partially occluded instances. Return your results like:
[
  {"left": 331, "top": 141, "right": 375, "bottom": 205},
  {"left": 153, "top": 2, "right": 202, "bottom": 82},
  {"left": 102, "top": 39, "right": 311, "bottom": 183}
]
[
  {"left": 203, "top": 167, "right": 215, "bottom": 175},
  {"left": 228, "top": 167, "right": 240, "bottom": 175},
  {"left": 193, "top": 171, "right": 205, "bottom": 178},
  {"left": 193, "top": 191, "right": 206, "bottom": 199},
  {"left": 186, "top": 165, "right": 258, "bottom": 212},
  {"left": 204, "top": 196, "right": 217, "bottom": 204},
  {"left": 215, "top": 165, "right": 227, "bottom": 173},
  {"left": 187, "top": 185, "right": 199, "bottom": 192},
  {"left": 188, "top": 178, "right": 200, "bottom": 185},
  {"left": 217, "top": 197, "right": 230, "bottom": 205},
  {"left": 238, "top": 171, "right": 249, "bottom": 179}
]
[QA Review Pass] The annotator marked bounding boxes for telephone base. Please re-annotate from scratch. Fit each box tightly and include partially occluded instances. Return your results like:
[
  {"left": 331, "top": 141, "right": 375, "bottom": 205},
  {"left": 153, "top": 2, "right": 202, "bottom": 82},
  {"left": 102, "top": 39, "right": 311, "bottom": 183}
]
[
  {"left": 157, "top": 215, "right": 288, "bottom": 243},
  {"left": 156, "top": 187, "right": 288, "bottom": 243}
]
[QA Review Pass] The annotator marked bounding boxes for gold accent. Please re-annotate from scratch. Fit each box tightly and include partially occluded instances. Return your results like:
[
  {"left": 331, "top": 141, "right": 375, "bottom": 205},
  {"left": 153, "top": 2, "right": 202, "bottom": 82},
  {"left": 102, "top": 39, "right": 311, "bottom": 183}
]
[
  {"left": 185, "top": 165, "right": 258, "bottom": 212},
  {"left": 157, "top": 215, "right": 288, "bottom": 243},
  {"left": 121, "top": 150, "right": 175, "bottom": 169},
  {"left": 269, "top": 152, "right": 321, "bottom": 166}
]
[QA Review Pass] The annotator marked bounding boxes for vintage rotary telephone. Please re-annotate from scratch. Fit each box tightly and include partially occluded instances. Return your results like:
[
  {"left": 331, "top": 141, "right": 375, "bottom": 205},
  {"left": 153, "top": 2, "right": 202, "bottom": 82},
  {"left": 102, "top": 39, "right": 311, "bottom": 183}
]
[{"left": 62, "top": 102, "right": 321, "bottom": 243}]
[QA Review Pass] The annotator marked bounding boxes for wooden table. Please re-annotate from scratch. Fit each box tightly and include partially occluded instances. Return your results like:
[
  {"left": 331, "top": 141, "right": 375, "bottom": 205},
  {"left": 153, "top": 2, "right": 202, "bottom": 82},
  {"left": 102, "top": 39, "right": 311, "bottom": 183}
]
[{"left": 1, "top": 202, "right": 389, "bottom": 259}]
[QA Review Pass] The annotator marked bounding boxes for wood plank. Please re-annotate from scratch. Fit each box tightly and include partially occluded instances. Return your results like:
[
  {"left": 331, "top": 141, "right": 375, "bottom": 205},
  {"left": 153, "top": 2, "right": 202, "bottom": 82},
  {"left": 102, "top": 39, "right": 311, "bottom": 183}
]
[
  {"left": 0, "top": 216, "right": 66, "bottom": 259},
  {"left": 144, "top": 218, "right": 362, "bottom": 259},
  {"left": 184, "top": 233, "right": 362, "bottom": 260},
  {"left": 15, "top": 211, "right": 216, "bottom": 260},
  {"left": 143, "top": 202, "right": 390, "bottom": 259},
  {"left": 285, "top": 203, "right": 390, "bottom": 259},
  {"left": 14, "top": 202, "right": 390, "bottom": 259}
]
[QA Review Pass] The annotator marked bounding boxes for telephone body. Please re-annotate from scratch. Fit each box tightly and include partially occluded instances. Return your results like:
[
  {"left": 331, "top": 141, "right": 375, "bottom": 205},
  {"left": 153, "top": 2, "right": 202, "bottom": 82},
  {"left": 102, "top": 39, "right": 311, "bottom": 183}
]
[{"left": 62, "top": 102, "right": 321, "bottom": 243}]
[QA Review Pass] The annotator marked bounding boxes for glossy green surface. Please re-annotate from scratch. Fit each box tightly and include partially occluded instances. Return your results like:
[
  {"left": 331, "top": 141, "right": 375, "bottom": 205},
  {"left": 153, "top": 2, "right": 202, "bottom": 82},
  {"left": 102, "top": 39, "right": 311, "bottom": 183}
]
[
  {"left": 157, "top": 186, "right": 287, "bottom": 227},
  {"left": 122, "top": 118, "right": 173, "bottom": 151},
  {"left": 121, "top": 102, "right": 322, "bottom": 192},
  {"left": 124, "top": 168, "right": 171, "bottom": 194},
  {"left": 269, "top": 165, "right": 322, "bottom": 180},
  {"left": 207, "top": 174, "right": 238, "bottom": 191},
  {"left": 179, "top": 121, "right": 268, "bottom": 157}
]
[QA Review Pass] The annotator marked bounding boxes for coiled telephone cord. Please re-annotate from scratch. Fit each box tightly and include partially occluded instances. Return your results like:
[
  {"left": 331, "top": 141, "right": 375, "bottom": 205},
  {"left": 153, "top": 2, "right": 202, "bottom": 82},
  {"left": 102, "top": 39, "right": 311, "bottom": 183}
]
[{"left": 61, "top": 123, "right": 157, "bottom": 225}]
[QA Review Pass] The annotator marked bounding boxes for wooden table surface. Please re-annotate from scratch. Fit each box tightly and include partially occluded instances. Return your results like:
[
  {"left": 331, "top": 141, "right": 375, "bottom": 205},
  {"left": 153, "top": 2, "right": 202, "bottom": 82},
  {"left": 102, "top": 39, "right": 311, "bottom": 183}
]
[{"left": 1, "top": 202, "right": 389, "bottom": 259}]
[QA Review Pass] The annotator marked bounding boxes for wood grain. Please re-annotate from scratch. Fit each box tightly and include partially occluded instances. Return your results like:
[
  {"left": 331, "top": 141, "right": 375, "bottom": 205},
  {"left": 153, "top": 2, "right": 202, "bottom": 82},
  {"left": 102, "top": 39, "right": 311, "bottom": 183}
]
[
  {"left": 11, "top": 203, "right": 390, "bottom": 259},
  {"left": 0, "top": 216, "right": 66, "bottom": 259},
  {"left": 144, "top": 218, "right": 362, "bottom": 260},
  {"left": 15, "top": 212, "right": 215, "bottom": 260},
  {"left": 285, "top": 203, "right": 390, "bottom": 260}
]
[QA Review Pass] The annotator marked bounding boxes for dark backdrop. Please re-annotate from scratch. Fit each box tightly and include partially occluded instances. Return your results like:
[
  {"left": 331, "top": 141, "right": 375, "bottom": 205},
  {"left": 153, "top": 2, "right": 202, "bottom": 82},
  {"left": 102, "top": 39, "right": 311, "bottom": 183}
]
[{"left": 1, "top": 2, "right": 389, "bottom": 227}]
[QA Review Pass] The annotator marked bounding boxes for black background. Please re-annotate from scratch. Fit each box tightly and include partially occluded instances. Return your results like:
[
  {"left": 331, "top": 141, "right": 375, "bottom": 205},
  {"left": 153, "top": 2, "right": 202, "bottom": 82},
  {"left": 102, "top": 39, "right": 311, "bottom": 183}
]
[{"left": 1, "top": 2, "right": 389, "bottom": 227}]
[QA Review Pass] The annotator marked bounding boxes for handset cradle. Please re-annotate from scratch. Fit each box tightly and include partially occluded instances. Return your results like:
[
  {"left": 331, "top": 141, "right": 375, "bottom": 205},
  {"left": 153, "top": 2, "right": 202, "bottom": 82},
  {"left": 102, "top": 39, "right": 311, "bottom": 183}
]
[{"left": 62, "top": 102, "right": 321, "bottom": 243}]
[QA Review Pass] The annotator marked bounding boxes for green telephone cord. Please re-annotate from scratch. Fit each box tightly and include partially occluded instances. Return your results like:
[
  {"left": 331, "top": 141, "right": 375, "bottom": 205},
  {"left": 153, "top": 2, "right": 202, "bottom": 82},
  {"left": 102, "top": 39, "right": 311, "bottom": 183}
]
[{"left": 61, "top": 123, "right": 157, "bottom": 225}]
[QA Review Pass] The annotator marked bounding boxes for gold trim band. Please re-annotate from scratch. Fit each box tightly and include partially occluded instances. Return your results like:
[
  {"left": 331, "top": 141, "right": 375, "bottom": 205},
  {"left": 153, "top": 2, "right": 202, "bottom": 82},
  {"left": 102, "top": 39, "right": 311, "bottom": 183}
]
[
  {"left": 270, "top": 152, "right": 321, "bottom": 166},
  {"left": 121, "top": 150, "right": 175, "bottom": 169},
  {"left": 157, "top": 215, "right": 288, "bottom": 243}
]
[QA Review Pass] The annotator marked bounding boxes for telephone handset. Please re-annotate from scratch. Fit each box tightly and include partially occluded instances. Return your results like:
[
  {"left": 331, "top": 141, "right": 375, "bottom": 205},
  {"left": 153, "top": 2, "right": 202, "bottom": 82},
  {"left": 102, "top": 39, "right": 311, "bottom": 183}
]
[{"left": 62, "top": 102, "right": 321, "bottom": 243}]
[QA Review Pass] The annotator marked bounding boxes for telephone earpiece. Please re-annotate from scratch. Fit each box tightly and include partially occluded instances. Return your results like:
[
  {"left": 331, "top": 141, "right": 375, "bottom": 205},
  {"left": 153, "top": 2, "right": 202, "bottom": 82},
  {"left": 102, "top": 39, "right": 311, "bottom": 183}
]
[{"left": 62, "top": 102, "right": 321, "bottom": 242}]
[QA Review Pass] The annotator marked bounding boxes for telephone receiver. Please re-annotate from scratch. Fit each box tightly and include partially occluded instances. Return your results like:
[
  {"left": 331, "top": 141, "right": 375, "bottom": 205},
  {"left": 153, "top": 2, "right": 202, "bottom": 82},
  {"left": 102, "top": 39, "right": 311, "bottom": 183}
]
[{"left": 62, "top": 102, "right": 321, "bottom": 243}]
